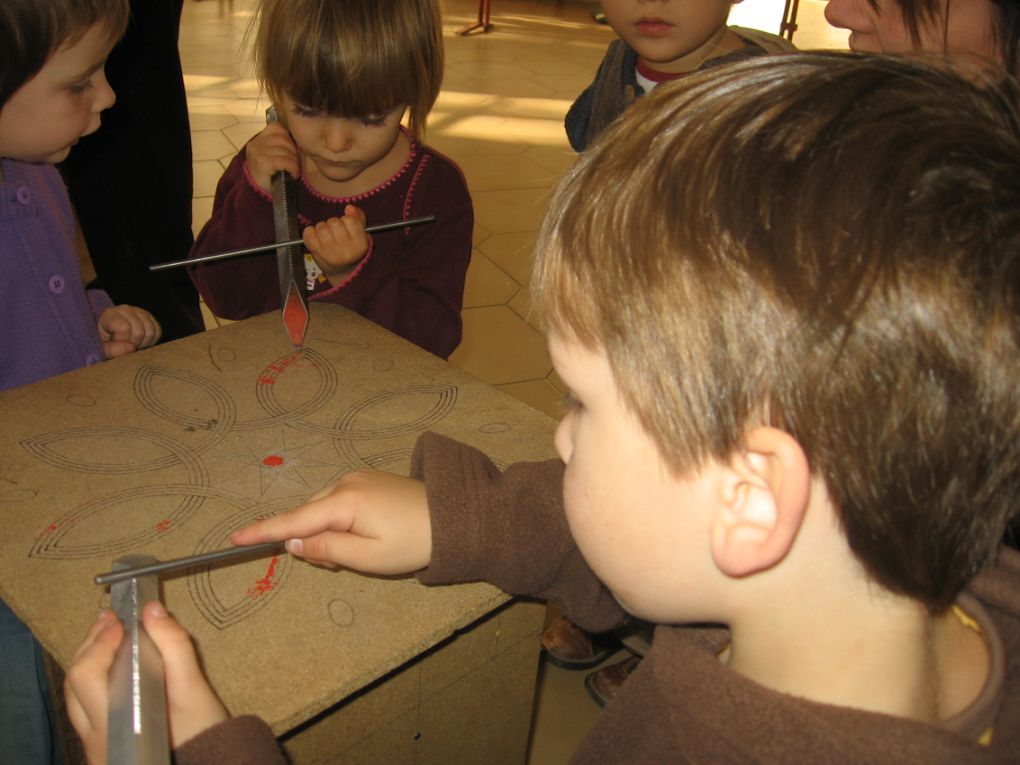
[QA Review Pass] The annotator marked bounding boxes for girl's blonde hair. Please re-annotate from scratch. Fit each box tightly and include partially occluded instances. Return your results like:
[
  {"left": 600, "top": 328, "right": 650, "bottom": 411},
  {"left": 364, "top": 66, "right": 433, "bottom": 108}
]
[{"left": 252, "top": 0, "right": 443, "bottom": 142}]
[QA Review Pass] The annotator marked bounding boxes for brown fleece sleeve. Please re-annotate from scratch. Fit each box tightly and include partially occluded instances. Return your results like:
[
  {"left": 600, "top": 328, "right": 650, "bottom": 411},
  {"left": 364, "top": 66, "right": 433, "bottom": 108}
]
[
  {"left": 174, "top": 715, "right": 286, "bottom": 765},
  {"left": 411, "top": 431, "right": 624, "bottom": 632}
]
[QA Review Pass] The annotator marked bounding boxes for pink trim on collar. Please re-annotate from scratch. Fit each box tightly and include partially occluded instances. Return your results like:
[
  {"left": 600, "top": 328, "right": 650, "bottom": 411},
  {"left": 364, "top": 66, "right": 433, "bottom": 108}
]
[{"left": 301, "top": 127, "right": 419, "bottom": 204}]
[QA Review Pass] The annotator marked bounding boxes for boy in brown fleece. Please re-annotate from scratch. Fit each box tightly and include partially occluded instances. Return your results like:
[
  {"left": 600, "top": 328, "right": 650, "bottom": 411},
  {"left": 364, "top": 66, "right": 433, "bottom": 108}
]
[{"left": 67, "top": 52, "right": 1020, "bottom": 764}]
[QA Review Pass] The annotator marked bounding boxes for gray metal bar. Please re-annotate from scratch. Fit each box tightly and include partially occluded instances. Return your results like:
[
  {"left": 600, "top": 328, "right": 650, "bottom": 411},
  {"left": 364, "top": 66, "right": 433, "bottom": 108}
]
[
  {"left": 107, "top": 556, "right": 170, "bottom": 765},
  {"left": 148, "top": 215, "right": 436, "bottom": 271},
  {"left": 94, "top": 542, "right": 284, "bottom": 586}
]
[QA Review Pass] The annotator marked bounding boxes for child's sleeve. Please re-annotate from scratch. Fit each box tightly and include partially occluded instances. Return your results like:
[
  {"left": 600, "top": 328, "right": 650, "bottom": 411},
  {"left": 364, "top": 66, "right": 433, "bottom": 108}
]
[
  {"left": 330, "top": 154, "right": 472, "bottom": 360},
  {"left": 411, "top": 432, "right": 625, "bottom": 633},
  {"left": 388, "top": 167, "right": 473, "bottom": 358},
  {"left": 188, "top": 150, "right": 281, "bottom": 320},
  {"left": 175, "top": 715, "right": 285, "bottom": 765},
  {"left": 85, "top": 287, "right": 114, "bottom": 318}
]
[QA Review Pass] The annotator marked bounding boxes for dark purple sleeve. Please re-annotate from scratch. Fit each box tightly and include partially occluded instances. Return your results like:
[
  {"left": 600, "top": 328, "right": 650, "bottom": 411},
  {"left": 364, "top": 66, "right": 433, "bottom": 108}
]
[
  {"left": 174, "top": 715, "right": 286, "bottom": 765},
  {"left": 312, "top": 152, "right": 473, "bottom": 358},
  {"left": 411, "top": 431, "right": 625, "bottom": 633},
  {"left": 187, "top": 149, "right": 281, "bottom": 319},
  {"left": 391, "top": 154, "right": 473, "bottom": 358}
]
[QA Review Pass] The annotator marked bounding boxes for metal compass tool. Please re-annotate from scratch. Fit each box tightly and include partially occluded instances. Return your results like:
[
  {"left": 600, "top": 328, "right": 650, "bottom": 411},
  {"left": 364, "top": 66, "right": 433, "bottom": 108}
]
[
  {"left": 106, "top": 555, "right": 170, "bottom": 765},
  {"left": 267, "top": 106, "right": 309, "bottom": 347}
]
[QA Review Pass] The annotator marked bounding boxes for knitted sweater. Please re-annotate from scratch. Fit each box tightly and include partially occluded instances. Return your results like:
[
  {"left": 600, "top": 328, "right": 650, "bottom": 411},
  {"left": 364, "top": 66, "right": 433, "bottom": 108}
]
[{"left": 189, "top": 134, "right": 473, "bottom": 358}]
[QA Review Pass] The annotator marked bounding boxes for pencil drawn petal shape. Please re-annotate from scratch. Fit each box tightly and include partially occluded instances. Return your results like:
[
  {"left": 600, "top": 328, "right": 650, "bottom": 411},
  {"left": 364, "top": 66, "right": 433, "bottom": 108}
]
[{"left": 21, "top": 427, "right": 206, "bottom": 477}]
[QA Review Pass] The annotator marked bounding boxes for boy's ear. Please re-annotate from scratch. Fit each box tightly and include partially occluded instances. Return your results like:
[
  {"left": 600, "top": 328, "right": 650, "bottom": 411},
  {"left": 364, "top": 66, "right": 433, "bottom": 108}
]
[{"left": 710, "top": 427, "right": 810, "bottom": 578}]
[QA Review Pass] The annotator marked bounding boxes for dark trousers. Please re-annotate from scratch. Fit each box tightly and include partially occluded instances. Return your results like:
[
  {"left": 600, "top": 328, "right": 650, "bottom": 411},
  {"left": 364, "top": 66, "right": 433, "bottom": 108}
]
[{"left": 61, "top": 0, "right": 203, "bottom": 343}]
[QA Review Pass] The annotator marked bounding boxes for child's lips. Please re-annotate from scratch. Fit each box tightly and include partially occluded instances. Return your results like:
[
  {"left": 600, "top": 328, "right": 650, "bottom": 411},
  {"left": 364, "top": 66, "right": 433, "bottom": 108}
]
[
  {"left": 635, "top": 17, "right": 673, "bottom": 37},
  {"left": 318, "top": 156, "right": 361, "bottom": 170}
]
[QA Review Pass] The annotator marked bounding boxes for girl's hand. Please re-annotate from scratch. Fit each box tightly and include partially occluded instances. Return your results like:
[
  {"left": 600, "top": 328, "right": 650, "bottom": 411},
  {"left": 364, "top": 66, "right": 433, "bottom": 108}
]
[
  {"left": 302, "top": 205, "right": 370, "bottom": 284},
  {"left": 98, "top": 305, "right": 161, "bottom": 358},
  {"left": 244, "top": 122, "right": 300, "bottom": 193},
  {"left": 231, "top": 469, "right": 432, "bottom": 575},
  {"left": 65, "top": 604, "right": 229, "bottom": 765}
]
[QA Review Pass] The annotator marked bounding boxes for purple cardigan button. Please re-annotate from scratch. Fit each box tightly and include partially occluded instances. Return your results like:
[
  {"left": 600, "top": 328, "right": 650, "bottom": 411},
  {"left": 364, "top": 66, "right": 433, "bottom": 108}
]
[
  {"left": 16, "top": 186, "right": 32, "bottom": 205},
  {"left": 48, "top": 275, "right": 66, "bottom": 294},
  {"left": 85, "top": 353, "right": 102, "bottom": 366}
]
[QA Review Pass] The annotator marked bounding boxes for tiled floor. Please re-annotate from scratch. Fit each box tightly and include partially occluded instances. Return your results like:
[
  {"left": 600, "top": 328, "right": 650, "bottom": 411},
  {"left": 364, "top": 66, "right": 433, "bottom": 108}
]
[{"left": 177, "top": 1, "right": 847, "bottom": 761}]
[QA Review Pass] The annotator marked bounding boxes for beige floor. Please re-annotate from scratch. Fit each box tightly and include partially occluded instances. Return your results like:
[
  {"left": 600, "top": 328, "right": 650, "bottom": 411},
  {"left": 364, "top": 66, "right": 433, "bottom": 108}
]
[{"left": 178, "top": 1, "right": 846, "bottom": 761}]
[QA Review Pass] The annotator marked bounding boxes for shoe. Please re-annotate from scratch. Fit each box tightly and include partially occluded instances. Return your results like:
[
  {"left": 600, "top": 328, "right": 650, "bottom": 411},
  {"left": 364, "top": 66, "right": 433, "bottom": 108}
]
[
  {"left": 541, "top": 617, "right": 619, "bottom": 670},
  {"left": 584, "top": 655, "right": 642, "bottom": 707}
]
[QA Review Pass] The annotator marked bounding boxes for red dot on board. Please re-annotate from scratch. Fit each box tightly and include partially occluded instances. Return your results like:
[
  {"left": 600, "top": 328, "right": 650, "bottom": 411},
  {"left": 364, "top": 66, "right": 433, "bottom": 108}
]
[{"left": 262, "top": 454, "right": 285, "bottom": 467}]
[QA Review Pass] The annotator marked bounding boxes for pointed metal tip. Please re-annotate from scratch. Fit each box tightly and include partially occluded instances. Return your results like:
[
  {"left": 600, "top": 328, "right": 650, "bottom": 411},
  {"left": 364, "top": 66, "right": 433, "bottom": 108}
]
[{"left": 282, "top": 282, "right": 309, "bottom": 347}]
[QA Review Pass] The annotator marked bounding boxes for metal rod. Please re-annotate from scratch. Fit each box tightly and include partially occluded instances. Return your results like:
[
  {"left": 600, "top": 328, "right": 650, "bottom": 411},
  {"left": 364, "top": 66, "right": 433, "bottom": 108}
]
[
  {"left": 149, "top": 215, "right": 437, "bottom": 272},
  {"left": 107, "top": 555, "right": 170, "bottom": 765},
  {"left": 94, "top": 542, "right": 285, "bottom": 586}
]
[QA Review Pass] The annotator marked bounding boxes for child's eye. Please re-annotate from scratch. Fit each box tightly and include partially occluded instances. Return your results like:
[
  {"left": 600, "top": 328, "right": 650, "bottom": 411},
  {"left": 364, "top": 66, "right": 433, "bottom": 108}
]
[
  {"left": 360, "top": 115, "right": 388, "bottom": 127},
  {"left": 291, "top": 104, "right": 320, "bottom": 118},
  {"left": 68, "top": 78, "right": 92, "bottom": 94}
]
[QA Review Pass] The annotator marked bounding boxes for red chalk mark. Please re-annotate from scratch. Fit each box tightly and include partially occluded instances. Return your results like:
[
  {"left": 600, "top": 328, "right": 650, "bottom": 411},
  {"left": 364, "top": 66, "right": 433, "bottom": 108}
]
[
  {"left": 257, "top": 351, "right": 307, "bottom": 387},
  {"left": 46, "top": 523, "right": 58, "bottom": 533},
  {"left": 155, "top": 519, "right": 173, "bottom": 533},
  {"left": 262, "top": 454, "right": 285, "bottom": 467},
  {"left": 246, "top": 555, "right": 281, "bottom": 598}
]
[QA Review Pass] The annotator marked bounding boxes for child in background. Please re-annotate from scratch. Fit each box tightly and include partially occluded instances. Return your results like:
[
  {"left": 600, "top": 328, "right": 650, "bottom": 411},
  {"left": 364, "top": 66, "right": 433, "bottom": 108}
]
[
  {"left": 1, "top": 0, "right": 160, "bottom": 760},
  {"left": 67, "top": 53, "right": 1020, "bottom": 764},
  {"left": 189, "top": 0, "right": 473, "bottom": 359},
  {"left": 566, "top": 0, "right": 795, "bottom": 151}
]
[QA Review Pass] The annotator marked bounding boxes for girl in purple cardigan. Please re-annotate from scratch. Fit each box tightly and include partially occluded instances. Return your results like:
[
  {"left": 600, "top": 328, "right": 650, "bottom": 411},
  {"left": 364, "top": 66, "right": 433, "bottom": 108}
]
[{"left": 1, "top": 2, "right": 161, "bottom": 760}]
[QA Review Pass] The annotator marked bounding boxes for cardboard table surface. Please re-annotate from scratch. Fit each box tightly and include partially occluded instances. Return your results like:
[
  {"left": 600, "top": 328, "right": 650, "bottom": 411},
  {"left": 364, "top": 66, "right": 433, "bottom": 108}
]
[{"left": 0, "top": 304, "right": 557, "bottom": 734}]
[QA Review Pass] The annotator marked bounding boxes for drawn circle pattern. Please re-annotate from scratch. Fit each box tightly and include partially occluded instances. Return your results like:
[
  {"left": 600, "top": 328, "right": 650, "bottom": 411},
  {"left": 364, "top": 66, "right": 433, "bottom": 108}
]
[
  {"left": 188, "top": 498, "right": 296, "bottom": 629},
  {"left": 30, "top": 484, "right": 233, "bottom": 559},
  {"left": 24, "top": 354, "right": 466, "bottom": 629},
  {"left": 244, "top": 349, "right": 339, "bottom": 430}
]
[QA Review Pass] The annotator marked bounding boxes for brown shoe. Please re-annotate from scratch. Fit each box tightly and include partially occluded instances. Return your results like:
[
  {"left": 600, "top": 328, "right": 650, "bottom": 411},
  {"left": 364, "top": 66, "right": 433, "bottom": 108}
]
[
  {"left": 541, "top": 617, "right": 619, "bottom": 670},
  {"left": 584, "top": 655, "right": 642, "bottom": 707}
]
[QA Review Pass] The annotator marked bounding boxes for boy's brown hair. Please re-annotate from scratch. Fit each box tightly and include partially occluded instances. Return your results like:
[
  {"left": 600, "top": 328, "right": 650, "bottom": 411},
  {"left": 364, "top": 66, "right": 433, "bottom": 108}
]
[
  {"left": 251, "top": 0, "right": 443, "bottom": 142},
  {"left": 0, "top": 0, "right": 129, "bottom": 107},
  {"left": 533, "top": 53, "right": 1020, "bottom": 613}
]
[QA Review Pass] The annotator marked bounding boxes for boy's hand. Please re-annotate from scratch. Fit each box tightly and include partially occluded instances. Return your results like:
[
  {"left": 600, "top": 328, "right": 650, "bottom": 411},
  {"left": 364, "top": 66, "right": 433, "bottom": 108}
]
[
  {"left": 143, "top": 601, "right": 230, "bottom": 748},
  {"left": 98, "top": 305, "right": 161, "bottom": 359},
  {"left": 244, "top": 122, "right": 300, "bottom": 193},
  {"left": 231, "top": 469, "right": 432, "bottom": 574},
  {"left": 302, "top": 205, "right": 370, "bottom": 284},
  {"left": 64, "top": 610, "right": 120, "bottom": 765},
  {"left": 65, "top": 604, "right": 230, "bottom": 765}
]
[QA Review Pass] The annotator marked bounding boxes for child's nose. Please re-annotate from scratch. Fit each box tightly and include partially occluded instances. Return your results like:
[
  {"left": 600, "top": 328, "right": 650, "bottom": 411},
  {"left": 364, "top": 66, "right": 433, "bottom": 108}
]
[
  {"left": 322, "top": 120, "right": 353, "bottom": 153},
  {"left": 93, "top": 70, "right": 116, "bottom": 112}
]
